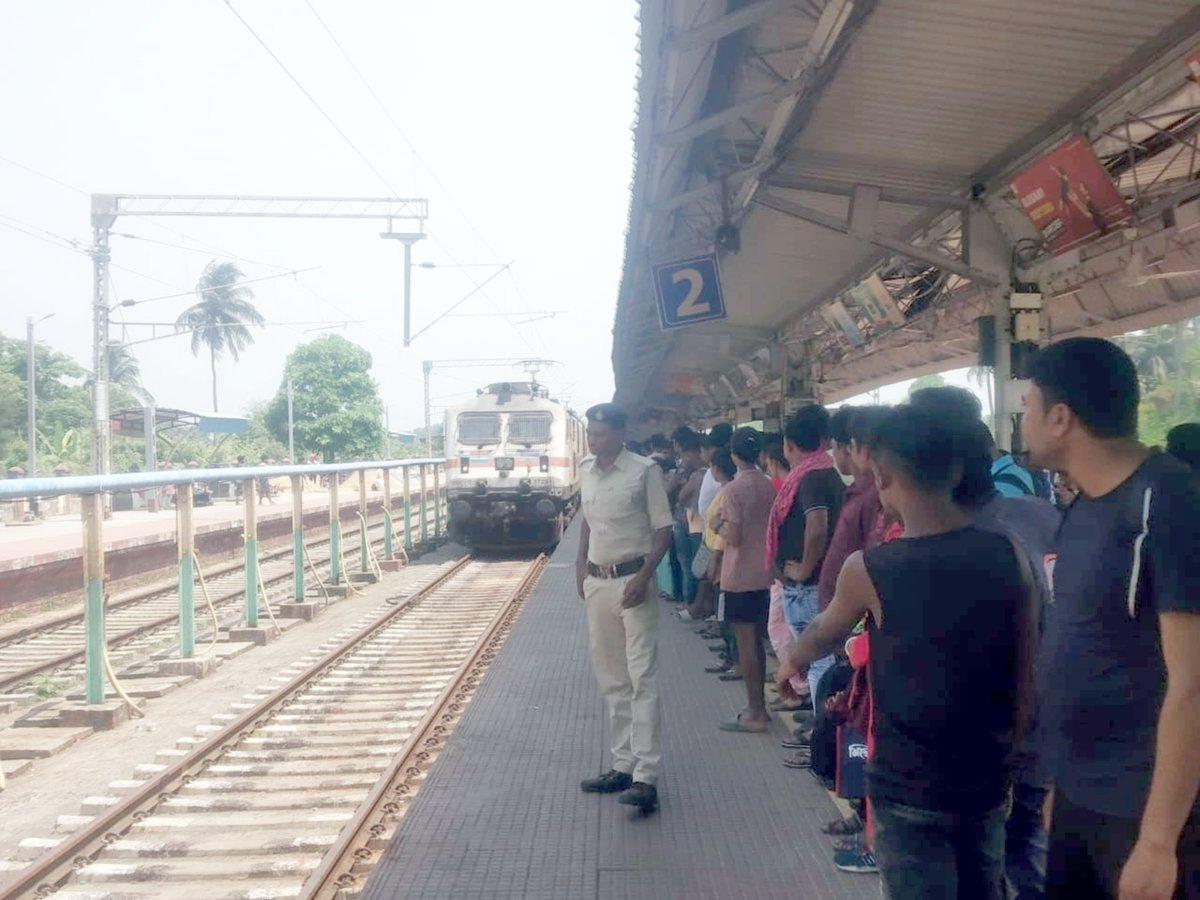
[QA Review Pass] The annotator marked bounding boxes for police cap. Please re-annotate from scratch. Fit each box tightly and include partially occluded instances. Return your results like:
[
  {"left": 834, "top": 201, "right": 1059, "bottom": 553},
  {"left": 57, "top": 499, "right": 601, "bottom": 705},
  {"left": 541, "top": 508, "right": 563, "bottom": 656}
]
[{"left": 585, "top": 403, "right": 628, "bottom": 429}]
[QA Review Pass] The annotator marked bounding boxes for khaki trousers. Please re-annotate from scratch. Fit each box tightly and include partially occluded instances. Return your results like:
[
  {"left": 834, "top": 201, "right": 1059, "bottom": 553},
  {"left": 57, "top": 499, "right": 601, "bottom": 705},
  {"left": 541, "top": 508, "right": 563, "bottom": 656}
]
[{"left": 583, "top": 573, "right": 661, "bottom": 784}]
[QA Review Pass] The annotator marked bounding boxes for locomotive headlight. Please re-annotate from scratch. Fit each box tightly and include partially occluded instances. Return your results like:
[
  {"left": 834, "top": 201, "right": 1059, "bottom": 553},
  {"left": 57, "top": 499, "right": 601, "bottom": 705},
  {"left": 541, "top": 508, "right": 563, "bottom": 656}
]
[
  {"left": 460, "top": 456, "right": 470, "bottom": 474},
  {"left": 539, "top": 454, "right": 550, "bottom": 472}
]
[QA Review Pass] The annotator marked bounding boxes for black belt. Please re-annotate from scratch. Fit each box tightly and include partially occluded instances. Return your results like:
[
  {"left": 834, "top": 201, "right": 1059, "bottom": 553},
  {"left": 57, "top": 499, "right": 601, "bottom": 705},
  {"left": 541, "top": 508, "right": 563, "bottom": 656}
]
[{"left": 587, "top": 558, "right": 645, "bottom": 579}]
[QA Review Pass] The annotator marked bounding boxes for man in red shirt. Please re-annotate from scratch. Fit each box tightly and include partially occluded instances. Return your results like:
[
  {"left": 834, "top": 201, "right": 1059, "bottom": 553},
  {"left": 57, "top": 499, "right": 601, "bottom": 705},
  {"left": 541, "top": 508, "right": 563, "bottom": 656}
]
[{"left": 818, "top": 407, "right": 888, "bottom": 611}]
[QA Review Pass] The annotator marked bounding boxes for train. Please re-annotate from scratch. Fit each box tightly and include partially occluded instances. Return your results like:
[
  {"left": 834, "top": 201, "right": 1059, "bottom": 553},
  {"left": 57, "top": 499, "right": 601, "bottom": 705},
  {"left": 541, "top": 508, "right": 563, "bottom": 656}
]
[{"left": 443, "top": 381, "right": 585, "bottom": 550}]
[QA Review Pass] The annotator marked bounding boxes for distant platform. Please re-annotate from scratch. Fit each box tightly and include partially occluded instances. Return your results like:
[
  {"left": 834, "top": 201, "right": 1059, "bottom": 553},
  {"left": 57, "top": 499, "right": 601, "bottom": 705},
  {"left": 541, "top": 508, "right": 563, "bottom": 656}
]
[{"left": 363, "top": 523, "right": 879, "bottom": 899}]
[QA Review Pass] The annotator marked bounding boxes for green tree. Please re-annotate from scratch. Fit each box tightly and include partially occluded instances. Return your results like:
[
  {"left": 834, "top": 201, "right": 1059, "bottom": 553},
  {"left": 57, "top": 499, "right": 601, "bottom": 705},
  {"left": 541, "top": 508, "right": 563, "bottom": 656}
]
[
  {"left": 175, "top": 260, "right": 264, "bottom": 412},
  {"left": 264, "top": 335, "right": 385, "bottom": 463},
  {"left": 907, "top": 372, "right": 947, "bottom": 399},
  {"left": 0, "top": 332, "right": 92, "bottom": 471},
  {"left": 106, "top": 342, "right": 151, "bottom": 405},
  {"left": 1116, "top": 317, "right": 1200, "bottom": 447}
]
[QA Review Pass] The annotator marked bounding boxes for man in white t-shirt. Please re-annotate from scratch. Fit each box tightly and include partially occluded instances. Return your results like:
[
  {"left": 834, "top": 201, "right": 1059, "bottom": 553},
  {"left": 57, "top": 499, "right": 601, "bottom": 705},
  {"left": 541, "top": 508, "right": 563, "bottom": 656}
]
[{"left": 687, "top": 423, "right": 733, "bottom": 623}]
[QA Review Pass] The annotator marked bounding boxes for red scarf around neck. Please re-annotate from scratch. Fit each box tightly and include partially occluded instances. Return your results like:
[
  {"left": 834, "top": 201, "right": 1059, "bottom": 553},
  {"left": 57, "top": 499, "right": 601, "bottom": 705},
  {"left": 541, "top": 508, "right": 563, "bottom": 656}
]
[{"left": 764, "top": 449, "right": 836, "bottom": 569}]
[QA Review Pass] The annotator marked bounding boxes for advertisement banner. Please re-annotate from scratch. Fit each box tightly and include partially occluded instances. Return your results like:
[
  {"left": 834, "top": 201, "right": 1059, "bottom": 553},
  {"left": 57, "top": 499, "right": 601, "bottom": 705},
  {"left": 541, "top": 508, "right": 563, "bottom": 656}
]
[
  {"left": 1187, "top": 49, "right": 1200, "bottom": 81},
  {"left": 846, "top": 273, "right": 905, "bottom": 331},
  {"left": 822, "top": 299, "right": 865, "bottom": 348},
  {"left": 1010, "top": 134, "right": 1131, "bottom": 255},
  {"left": 665, "top": 373, "right": 708, "bottom": 396}
]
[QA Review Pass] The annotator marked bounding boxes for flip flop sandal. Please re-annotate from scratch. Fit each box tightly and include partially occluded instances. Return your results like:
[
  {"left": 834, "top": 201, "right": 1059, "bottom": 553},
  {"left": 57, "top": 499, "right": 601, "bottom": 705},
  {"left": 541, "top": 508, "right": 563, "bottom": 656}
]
[
  {"left": 782, "top": 749, "right": 812, "bottom": 768},
  {"left": 822, "top": 814, "right": 864, "bottom": 836},
  {"left": 780, "top": 732, "right": 812, "bottom": 750},
  {"left": 768, "top": 697, "right": 809, "bottom": 712},
  {"left": 718, "top": 714, "right": 768, "bottom": 734}
]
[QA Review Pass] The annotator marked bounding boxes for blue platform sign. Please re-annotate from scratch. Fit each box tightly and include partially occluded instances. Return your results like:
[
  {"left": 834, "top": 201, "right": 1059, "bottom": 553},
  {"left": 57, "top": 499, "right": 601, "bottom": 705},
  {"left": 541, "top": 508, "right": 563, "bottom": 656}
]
[{"left": 653, "top": 254, "right": 727, "bottom": 330}]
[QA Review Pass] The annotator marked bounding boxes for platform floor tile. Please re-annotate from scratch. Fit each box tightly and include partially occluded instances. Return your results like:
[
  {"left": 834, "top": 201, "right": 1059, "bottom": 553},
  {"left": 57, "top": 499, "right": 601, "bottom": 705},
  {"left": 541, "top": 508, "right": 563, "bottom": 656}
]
[{"left": 363, "top": 528, "right": 880, "bottom": 899}]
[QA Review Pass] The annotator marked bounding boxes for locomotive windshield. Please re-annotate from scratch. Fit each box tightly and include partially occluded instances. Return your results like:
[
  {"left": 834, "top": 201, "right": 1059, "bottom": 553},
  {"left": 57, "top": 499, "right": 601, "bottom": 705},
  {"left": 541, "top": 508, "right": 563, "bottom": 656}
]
[
  {"left": 508, "top": 412, "right": 553, "bottom": 443},
  {"left": 457, "top": 413, "right": 501, "bottom": 444}
]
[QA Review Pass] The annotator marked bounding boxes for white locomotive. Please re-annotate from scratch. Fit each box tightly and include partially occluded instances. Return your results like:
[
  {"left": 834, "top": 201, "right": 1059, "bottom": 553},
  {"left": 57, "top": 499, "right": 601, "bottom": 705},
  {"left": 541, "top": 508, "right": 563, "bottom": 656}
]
[{"left": 443, "top": 382, "right": 585, "bottom": 549}]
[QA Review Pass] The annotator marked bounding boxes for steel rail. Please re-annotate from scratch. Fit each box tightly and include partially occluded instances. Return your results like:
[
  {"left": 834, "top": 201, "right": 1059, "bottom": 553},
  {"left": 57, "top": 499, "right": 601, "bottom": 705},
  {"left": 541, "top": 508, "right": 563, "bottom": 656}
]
[
  {"left": 0, "top": 509, "right": 425, "bottom": 695},
  {"left": 3, "top": 555, "right": 478, "bottom": 899},
  {"left": 0, "top": 494, "right": 445, "bottom": 694},
  {"left": 298, "top": 553, "right": 548, "bottom": 899}
]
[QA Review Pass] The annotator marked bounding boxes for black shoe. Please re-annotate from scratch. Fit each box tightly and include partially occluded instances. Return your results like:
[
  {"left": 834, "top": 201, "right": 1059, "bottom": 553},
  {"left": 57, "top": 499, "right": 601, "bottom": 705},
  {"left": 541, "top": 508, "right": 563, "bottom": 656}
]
[
  {"left": 581, "top": 769, "right": 633, "bottom": 794},
  {"left": 618, "top": 781, "right": 658, "bottom": 813}
]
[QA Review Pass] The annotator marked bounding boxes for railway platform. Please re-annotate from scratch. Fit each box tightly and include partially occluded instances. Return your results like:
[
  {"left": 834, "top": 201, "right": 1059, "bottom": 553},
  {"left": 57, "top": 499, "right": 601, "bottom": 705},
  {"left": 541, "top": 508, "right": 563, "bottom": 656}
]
[{"left": 362, "top": 523, "right": 879, "bottom": 900}]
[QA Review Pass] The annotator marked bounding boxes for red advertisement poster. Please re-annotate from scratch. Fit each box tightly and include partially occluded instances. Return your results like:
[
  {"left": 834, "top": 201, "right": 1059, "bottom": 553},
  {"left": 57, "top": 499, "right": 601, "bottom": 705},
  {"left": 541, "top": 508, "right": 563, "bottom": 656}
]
[
  {"left": 1010, "top": 134, "right": 1131, "bottom": 255},
  {"left": 1187, "top": 49, "right": 1200, "bottom": 81}
]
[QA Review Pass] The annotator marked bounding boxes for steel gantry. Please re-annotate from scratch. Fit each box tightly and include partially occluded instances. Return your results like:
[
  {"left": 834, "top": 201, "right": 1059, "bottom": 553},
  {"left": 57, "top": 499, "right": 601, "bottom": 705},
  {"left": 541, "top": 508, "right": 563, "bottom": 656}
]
[{"left": 88, "top": 193, "right": 428, "bottom": 478}]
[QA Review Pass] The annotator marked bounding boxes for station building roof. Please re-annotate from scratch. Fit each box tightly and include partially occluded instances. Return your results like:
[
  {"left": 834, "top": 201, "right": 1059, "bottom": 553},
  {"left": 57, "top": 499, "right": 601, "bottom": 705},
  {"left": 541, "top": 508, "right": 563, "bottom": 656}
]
[{"left": 614, "top": 0, "right": 1200, "bottom": 427}]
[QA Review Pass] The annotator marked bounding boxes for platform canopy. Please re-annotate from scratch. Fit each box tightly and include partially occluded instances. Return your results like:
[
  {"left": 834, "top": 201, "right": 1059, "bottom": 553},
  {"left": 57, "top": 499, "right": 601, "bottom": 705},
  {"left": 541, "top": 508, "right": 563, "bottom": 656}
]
[
  {"left": 110, "top": 407, "right": 248, "bottom": 439},
  {"left": 614, "top": 0, "right": 1200, "bottom": 428}
]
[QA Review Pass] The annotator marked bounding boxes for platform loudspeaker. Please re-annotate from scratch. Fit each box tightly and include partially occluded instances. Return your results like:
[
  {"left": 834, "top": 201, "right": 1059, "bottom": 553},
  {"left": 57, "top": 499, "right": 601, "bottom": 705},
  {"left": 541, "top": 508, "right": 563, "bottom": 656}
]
[{"left": 977, "top": 316, "right": 997, "bottom": 367}]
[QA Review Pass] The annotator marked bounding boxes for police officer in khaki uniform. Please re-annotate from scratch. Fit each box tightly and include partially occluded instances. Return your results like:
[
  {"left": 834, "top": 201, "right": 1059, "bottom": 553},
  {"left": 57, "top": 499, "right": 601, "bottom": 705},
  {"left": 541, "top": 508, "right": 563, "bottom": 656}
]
[{"left": 576, "top": 403, "right": 674, "bottom": 814}]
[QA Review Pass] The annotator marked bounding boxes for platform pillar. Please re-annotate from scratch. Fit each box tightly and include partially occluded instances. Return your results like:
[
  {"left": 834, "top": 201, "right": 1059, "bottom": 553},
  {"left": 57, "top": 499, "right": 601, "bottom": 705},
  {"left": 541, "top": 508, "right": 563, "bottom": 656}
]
[
  {"left": 382, "top": 469, "right": 394, "bottom": 559},
  {"left": 243, "top": 478, "right": 259, "bottom": 627},
  {"left": 403, "top": 466, "right": 413, "bottom": 551},
  {"left": 176, "top": 485, "right": 195, "bottom": 658},
  {"left": 419, "top": 464, "right": 429, "bottom": 545},
  {"left": 81, "top": 493, "right": 107, "bottom": 704},
  {"left": 358, "top": 470, "right": 369, "bottom": 573},
  {"left": 291, "top": 475, "right": 305, "bottom": 601},
  {"left": 329, "top": 474, "right": 341, "bottom": 585}
]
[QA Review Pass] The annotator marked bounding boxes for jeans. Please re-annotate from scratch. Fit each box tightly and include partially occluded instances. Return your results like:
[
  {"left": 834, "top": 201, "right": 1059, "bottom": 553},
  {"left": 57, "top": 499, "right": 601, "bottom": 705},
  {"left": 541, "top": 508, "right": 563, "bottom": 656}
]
[
  {"left": 1046, "top": 790, "right": 1200, "bottom": 899},
  {"left": 672, "top": 518, "right": 697, "bottom": 603},
  {"left": 781, "top": 582, "right": 833, "bottom": 709},
  {"left": 1005, "top": 782, "right": 1048, "bottom": 899},
  {"left": 873, "top": 798, "right": 1008, "bottom": 900}
]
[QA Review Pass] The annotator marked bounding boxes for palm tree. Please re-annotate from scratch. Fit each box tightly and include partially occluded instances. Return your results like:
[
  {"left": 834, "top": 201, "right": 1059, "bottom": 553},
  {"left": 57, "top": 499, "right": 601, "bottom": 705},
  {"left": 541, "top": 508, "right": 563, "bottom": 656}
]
[
  {"left": 175, "top": 261, "right": 264, "bottom": 411},
  {"left": 107, "top": 342, "right": 152, "bottom": 404}
]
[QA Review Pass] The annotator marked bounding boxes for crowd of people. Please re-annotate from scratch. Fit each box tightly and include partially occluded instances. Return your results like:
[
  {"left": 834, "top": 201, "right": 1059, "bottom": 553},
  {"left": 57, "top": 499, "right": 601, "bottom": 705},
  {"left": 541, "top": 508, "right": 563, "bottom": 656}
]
[{"left": 575, "top": 336, "right": 1199, "bottom": 900}]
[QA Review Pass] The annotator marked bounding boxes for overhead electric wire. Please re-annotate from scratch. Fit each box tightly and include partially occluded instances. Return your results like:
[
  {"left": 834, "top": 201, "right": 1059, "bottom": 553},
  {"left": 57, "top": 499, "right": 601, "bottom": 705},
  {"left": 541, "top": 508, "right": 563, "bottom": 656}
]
[
  {"left": 300, "top": 1, "right": 540, "bottom": 351},
  {"left": 222, "top": 0, "right": 402, "bottom": 198}
]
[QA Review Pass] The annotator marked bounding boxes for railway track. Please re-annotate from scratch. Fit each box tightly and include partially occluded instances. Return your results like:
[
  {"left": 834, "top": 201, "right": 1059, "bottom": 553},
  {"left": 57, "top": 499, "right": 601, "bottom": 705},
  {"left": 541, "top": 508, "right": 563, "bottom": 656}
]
[
  {"left": 3, "top": 554, "right": 545, "bottom": 899},
  {"left": 0, "top": 504, "right": 436, "bottom": 698}
]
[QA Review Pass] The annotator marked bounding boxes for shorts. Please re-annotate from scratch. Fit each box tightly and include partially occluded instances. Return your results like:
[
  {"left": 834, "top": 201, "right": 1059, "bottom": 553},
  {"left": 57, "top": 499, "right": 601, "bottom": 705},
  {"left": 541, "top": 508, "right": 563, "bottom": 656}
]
[{"left": 723, "top": 589, "right": 770, "bottom": 624}]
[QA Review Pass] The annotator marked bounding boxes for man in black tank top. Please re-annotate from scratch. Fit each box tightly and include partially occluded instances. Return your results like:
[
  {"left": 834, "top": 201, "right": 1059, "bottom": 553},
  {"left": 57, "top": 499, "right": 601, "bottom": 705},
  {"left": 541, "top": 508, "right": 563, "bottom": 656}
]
[{"left": 775, "top": 405, "right": 1035, "bottom": 900}]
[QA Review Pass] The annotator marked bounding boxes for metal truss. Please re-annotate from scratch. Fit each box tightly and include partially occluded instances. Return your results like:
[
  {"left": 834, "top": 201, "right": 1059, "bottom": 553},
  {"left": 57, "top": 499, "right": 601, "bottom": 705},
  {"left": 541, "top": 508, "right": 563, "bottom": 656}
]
[{"left": 92, "top": 194, "right": 427, "bottom": 226}]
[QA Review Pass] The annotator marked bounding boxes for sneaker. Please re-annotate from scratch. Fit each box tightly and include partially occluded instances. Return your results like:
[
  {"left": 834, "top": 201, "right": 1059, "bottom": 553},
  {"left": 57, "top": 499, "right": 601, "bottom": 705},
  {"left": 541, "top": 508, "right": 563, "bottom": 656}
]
[
  {"left": 618, "top": 781, "right": 658, "bottom": 813},
  {"left": 580, "top": 769, "right": 633, "bottom": 794},
  {"left": 833, "top": 848, "right": 878, "bottom": 874},
  {"left": 677, "top": 608, "right": 694, "bottom": 622},
  {"left": 833, "top": 835, "right": 862, "bottom": 852}
]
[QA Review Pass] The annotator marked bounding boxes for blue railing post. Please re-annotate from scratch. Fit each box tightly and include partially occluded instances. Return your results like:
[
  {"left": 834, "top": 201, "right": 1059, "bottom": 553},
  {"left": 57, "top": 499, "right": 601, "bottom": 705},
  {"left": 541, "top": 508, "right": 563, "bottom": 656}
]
[
  {"left": 176, "top": 485, "right": 195, "bottom": 657},
  {"left": 419, "top": 464, "right": 429, "bottom": 545},
  {"left": 291, "top": 475, "right": 305, "bottom": 601},
  {"left": 382, "top": 468, "right": 394, "bottom": 560},
  {"left": 329, "top": 473, "right": 341, "bottom": 585},
  {"left": 403, "top": 466, "right": 413, "bottom": 552},
  {"left": 243, "top": 479, "right": 259, "bottom": 627}
]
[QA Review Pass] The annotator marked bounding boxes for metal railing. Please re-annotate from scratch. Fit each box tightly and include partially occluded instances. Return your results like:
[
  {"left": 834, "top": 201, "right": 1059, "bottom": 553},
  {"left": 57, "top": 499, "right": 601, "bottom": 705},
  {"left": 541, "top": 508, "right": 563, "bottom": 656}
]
[{"left": 0, "top": 459, "right": 447, "bottom": 705}]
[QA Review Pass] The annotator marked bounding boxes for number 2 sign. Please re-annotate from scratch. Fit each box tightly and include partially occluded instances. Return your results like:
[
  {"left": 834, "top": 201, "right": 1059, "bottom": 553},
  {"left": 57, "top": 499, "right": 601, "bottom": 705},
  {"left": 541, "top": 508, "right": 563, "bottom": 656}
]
[{"left": 652, "top": 255, "right": 727, "bottom": 330}]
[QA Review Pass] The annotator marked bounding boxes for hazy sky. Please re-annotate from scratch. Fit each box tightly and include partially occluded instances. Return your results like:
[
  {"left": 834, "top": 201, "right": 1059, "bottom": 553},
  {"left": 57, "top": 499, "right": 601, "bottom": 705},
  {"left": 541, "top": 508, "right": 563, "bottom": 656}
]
[{"left": 0, "top": 1, "right": 637, "bottom": 431}]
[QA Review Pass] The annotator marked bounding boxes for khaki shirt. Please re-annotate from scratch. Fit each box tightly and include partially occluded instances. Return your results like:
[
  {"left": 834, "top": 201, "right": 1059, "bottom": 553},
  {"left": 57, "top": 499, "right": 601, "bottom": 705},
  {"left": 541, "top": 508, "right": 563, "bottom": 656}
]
[{"left": 581, "top": 449, "right": 674, "bottom": 566}]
